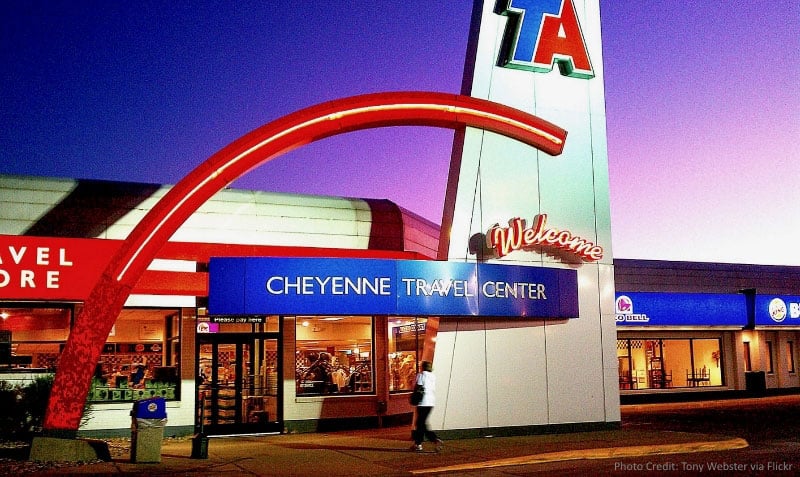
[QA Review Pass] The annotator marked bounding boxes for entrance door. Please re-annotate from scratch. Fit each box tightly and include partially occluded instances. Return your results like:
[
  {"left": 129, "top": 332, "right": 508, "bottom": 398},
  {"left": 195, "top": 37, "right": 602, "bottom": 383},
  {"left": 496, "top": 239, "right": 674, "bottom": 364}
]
[{"left": 197, "top": 335, "right": 280, "bottom": 435}]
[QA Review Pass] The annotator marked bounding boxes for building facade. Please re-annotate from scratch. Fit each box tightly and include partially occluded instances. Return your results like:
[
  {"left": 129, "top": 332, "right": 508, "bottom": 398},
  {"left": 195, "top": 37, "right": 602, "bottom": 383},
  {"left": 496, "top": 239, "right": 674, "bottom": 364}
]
[
  {"left": 4, "top": 0, "right": 626, "bottom": 439},
  {"left": 3, "top": 176, "right": 799, "bottom": 437},
  {"left": 0, "top": 174, "right": 439, "bottom": 436},
  {"left": 8, "top": 1, "right": 792, "bottom": 444},
  {"left": 615, "top": 260, "right": 800, "bottom": 398}
]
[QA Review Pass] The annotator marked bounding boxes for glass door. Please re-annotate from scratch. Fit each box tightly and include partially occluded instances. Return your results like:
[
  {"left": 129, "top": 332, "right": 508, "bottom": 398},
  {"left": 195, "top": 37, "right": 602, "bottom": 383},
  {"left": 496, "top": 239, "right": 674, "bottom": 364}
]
[{"left": 197, "top": 335, "right": 280, "bottom": 435}]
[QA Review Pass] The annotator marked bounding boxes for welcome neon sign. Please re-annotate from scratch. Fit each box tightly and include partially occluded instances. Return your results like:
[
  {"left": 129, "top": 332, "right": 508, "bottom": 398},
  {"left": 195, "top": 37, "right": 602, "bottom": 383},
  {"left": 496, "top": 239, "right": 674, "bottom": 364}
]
[{"left": 486, "top": 214, "right": 603, "bottom": 262}]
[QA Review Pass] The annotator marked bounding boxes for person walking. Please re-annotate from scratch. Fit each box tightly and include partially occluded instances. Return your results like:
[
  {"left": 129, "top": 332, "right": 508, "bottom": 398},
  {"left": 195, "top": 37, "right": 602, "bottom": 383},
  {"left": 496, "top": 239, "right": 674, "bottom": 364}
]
[{"left": 411, "top": 360, "right": 443, "bottom": 452}]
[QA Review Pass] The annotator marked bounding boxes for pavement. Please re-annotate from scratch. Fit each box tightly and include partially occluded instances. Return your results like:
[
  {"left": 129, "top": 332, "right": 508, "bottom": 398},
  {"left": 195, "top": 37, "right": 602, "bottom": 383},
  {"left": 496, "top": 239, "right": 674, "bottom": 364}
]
[{"left": 27, "top": 423, "right": 748, "bottom": 476}]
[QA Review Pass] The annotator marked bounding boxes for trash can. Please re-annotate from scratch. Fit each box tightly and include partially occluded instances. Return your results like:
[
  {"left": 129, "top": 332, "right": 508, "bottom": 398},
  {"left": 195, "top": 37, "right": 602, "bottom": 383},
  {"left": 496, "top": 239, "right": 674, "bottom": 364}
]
[
  {"left": 745, "top": 371, "right": 766, "bottom": 395},
  {"left": 131, "top": 397, "right": 167, "bottom": 463}
]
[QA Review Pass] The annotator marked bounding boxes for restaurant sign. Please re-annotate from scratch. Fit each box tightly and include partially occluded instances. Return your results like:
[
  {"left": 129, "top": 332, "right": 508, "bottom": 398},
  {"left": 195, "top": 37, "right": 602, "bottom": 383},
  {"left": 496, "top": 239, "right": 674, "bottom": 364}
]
[
  {"left": 209, "top": 257, "right": 578, "bottom": 319},
  {"left": 755, "top": 295, "right": 800, "bottom": 326},
  {"left": 615, "top": 292, "right": 747, "bottom": 327}
]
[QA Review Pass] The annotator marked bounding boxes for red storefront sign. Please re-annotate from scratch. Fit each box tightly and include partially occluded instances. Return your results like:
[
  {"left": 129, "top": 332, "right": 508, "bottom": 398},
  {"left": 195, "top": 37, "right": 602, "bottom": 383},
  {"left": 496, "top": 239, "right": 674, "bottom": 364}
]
[
  {"left": 0, "top": 235, "right": 214, "bottom": 299},
  {"left": 0, "top": 236, "right": 117, "bottom": 300},
  {"left": 0, "top": 234, "right": 424, "bottom": 301}
]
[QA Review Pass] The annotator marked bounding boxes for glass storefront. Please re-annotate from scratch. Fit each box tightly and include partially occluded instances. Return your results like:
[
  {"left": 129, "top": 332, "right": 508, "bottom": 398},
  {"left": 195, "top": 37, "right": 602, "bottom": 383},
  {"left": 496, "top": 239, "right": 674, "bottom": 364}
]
[
  {"left": 88, "top": 308, "right": 182, "bottom": 402},
  {"left": 294, "top": 316, "right": 373, "bottom": 395},
  {"left": 617, "top": 338, "right": 724, "bottom": 389},
  {"left": 195, "top": 314, "right": 280, "bottom": 435},
  {"left": 0, "top": 306, "right": 71, "bottom": 371},
  {"left": 0, "top": 304, "right": 181, "bottom": 403},
  {"left": 388, "top": 317, "right": 426, "bottom": 392}
]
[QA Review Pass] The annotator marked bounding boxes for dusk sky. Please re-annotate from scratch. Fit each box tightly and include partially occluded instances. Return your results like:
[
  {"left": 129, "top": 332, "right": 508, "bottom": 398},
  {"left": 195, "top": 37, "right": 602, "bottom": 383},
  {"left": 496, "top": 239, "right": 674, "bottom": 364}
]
[{"left": 2, "top": 1, "right": 798, "bottom": 266}]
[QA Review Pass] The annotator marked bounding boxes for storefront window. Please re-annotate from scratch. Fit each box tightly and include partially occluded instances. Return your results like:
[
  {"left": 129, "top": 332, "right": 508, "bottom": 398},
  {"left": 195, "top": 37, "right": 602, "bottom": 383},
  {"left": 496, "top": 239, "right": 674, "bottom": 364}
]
[
  {"left": 0, "top": 305, "right": 71, "bottom": 371},
  {"left": 0, "top": 305, "right": 180, "bottom": 402},
  {"left": 89, "top": 308, "right": 181, "bottom": 402},
  {"left": 167, "top": 313, "right": 181, "bottom": 369},
  {"left": 295, "top": 316, "right": 373, "bottom": 395},
  {"left": 617, "top": 338, "right": 723, "bottom": 390},
  {"left": 388, "top": 317, "right": 426, "bottom": 392},
  {"left": 788, "top": 341, "right": 796, "bottom": 373}
]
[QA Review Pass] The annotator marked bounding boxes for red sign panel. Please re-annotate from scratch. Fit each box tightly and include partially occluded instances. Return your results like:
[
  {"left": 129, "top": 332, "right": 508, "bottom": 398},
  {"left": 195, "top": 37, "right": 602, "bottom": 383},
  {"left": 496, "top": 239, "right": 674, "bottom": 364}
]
[{"left": 0, "top": 235, "right": 118, "bottom": 300}]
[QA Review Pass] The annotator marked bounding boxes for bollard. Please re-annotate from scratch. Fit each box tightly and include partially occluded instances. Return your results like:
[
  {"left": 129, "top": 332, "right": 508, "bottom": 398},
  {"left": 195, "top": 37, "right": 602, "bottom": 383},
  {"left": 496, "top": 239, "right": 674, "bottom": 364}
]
[
  {"left": 191, "top": 433, "right": 209, "bottom": 459},
  {"left": 191, "top": 394, "right": 209, "bottom": 459}
]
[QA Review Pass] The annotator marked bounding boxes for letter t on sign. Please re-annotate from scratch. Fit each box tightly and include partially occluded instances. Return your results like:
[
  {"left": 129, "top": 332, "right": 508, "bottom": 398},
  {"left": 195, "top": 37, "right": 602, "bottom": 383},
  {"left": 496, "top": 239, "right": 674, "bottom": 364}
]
[{"left": 495, "top": 0, "right": 594, "bottom": 78}]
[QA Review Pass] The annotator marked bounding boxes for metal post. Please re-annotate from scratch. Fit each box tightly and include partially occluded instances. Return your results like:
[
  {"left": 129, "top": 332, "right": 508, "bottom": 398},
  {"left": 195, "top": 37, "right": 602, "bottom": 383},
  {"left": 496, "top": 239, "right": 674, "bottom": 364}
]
[{"left": 191, "top": 394, "right": 209, "bottom": 459}]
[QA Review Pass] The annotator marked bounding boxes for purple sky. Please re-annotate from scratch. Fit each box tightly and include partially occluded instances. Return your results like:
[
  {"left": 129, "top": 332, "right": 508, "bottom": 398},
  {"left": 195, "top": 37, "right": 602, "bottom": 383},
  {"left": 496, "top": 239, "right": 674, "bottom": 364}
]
[{"left": 2, "top": 1, "right": 798, "bottom": 265}]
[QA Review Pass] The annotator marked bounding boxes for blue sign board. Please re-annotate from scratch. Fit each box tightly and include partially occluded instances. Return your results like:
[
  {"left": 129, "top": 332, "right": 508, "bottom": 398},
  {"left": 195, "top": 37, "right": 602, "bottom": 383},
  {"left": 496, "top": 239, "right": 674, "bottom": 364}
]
[
  {"left": 614, "top": 292, "right": 746, "bottom": 327},
  {"left": 209, "top": 257, "right": 578, "bottom": 319},
  {"left": 755, "top": 295, "right": 800, "bottom": 326}
]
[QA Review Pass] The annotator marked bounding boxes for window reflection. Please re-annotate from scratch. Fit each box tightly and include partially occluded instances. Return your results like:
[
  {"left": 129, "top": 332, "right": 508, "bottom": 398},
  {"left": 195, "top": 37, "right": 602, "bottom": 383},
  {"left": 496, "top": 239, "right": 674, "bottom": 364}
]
[
  {"left": 295, "top": 316, "right": 373, "bottom": 395},
  {"left": 388, "top": 317, "right": 426, "bottom": 391},
  {"left": 0, "top": 307, "right": 70, "bottom": 371}
]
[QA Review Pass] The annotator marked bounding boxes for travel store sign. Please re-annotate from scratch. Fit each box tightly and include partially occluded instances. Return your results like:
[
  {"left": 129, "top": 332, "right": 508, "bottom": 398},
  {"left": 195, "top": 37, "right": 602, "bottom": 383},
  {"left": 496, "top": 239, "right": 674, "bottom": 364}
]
[
  {"left": 495, "top": 0, "right": 594, "bottom": 79},
  {"left": 208, "top": 257, "right": 578, "bottom": 318},
  {"left": 0, "top": 236, "right": 116, "bottom": 300}
]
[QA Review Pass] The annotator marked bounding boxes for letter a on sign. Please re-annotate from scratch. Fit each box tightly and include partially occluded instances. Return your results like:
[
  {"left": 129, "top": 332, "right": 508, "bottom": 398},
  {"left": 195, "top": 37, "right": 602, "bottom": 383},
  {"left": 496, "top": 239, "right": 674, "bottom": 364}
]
[{"left": 496, "top": 0, "right": 594, "bottom": 78}]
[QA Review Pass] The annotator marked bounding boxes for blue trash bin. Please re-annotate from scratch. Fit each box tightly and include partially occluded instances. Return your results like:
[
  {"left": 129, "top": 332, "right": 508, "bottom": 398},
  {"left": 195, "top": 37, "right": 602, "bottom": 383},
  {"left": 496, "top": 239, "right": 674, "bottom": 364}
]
[{"left": 131, "top": 397, "right": 167, "bottom": 463}]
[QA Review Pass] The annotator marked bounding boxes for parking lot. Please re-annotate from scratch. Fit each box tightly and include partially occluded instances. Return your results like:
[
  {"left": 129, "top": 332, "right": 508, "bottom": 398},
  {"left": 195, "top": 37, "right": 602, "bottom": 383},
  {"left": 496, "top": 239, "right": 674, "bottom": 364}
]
[{"left": 4, "top": 393, "right": 800, "bottom": 475}]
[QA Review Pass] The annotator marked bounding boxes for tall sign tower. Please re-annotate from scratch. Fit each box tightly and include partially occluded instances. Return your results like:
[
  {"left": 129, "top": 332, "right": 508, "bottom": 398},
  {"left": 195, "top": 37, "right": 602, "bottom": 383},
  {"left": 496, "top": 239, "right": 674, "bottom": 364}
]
[{"left": 435, "top": 0, "right": 618, "bottom": 432}]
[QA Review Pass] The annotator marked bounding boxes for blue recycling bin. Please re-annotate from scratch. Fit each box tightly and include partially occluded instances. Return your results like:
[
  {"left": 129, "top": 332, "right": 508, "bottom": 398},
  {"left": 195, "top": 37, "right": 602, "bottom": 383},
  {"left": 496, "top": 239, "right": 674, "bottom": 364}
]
[{"left": 131, "top": 397, "right": 167, "bottom": 463}]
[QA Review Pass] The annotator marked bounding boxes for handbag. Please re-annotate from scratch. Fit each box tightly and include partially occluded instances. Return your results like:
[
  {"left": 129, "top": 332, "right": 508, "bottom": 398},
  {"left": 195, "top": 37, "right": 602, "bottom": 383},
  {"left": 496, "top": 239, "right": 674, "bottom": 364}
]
[{"left": 409, "top": 383, "right": 425, "bottom": 406}]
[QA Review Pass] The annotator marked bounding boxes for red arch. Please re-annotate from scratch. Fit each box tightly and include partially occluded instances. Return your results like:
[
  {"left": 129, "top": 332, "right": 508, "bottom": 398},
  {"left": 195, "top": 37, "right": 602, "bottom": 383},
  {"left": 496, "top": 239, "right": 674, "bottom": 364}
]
[{"left": 43, "top": 91, "right": 567, "bottom": 431}]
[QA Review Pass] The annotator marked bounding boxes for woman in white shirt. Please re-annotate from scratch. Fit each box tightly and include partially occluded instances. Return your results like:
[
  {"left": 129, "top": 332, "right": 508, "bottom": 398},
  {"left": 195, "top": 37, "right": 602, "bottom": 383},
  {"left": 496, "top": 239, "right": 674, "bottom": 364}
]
[{"left": 411, "top": 361, "right": 443, "bottom": 452}]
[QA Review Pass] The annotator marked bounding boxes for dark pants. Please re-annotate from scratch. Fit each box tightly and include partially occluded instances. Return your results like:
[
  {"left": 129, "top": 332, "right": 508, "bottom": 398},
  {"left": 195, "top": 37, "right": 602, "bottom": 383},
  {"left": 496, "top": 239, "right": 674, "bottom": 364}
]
[{"left": 413, "top": 406, "right": 438, "bottom": 445}]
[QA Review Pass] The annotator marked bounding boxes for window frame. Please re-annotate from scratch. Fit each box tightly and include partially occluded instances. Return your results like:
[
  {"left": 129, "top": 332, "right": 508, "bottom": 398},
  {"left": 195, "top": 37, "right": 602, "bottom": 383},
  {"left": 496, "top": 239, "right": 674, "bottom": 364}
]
[{"left": 294, "top": 315, "right": 375, "bottom": 396}]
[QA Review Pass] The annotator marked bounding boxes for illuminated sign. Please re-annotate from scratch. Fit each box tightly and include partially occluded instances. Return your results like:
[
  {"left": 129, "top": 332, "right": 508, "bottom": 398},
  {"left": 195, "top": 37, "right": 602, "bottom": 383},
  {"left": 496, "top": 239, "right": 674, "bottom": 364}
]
[
  {"left": 0, "top": 245, "right": 73, "bottom": 289},
  {"left": 485, "top": 214, "right": 603, "bottom": 262},
  {"left": 0, "top": 236, "right": 116, "bottom": 299},
  {"left": 209, "top": 257, "right": 579, "bottom": 319},
  {"left": 615, "top": 292, "right": 746, "bottom": 327},
  {"left": 396, "top": 322, "right": 426, "bottom": 335},
  {"left": 495, "top": 0, "right": 594, "bottom": 78},
  {"left": 614, "top": 295, "right": 649, "bottom": 324},
  {"left": 196, "top": 322, "right": 219, "bottom": 333},
  {"left": 755, "top": 296, "right": 800, "bottom": 326},
  {"left": 211, "top": 316, "right": 265, "bottom": 324}
]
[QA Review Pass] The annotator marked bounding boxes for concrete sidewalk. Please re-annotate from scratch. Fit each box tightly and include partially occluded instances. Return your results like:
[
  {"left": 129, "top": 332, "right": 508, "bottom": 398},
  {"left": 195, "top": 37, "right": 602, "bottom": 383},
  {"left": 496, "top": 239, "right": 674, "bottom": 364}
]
[{"left": 32, "top": 425, "right": 747, "bottom": 476}]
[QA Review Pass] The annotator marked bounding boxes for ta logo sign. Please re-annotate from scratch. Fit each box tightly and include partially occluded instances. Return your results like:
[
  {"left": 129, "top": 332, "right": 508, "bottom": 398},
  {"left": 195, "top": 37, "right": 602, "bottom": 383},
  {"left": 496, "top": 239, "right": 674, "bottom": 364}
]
[{"left": 495, "top": 0, "right": 594, "bottom": 79}]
